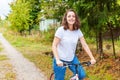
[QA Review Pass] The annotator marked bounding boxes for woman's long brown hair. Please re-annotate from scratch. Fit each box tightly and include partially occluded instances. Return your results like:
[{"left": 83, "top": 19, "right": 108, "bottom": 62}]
[{"left": 61, "top": 9, "right": 81, "bottom": 30}]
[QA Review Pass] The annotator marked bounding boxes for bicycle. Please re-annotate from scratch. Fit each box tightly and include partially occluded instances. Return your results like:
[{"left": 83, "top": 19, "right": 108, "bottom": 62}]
[{"left": 49, "top": 61, "right": 91, "bottom": 80}]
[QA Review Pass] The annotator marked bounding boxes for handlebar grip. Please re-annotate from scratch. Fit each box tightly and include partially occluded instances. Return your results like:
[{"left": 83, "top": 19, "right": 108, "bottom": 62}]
[
  {"left": 63, "top": 62, "right": 68, "bottom": 66},
  {"left": 81, "top": 61, "right": 91, "bottom": 66},
  {"left": 86, "top": 61, "right": 91, "bottom": 66}
]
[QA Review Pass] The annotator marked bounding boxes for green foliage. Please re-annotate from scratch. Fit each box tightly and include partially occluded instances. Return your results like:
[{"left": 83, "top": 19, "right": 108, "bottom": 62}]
[
  {"left": 117, "top": 0, "right": 120, "bottom": 5},
  {"left": 41, "top": 27, "right": 55, "bottom": 43},
  {"left": 86, "top": 37, "right": 96, "bottom": 44},
  {"left": 27, "top": 0, "right": 41, "bottom": 32},
  {"left": 8, "top": 0, "right": 30, "bottom": 33},
  {"left": 72, "top": 0, "right": 120, "bottom": 37},
  {"left": 40, "top": 0, "right": 69, "bottom": 21},
  {"left": 8, "top": 0, "right": 41, "bottom": 34},
  {"left": 40, "top": 0, "right": 56, "bottom": 19}
]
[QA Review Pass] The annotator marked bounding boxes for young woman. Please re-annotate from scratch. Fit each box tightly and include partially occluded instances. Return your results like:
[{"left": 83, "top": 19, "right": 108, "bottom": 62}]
[{"left": 52, "top": 9, "right": 96, "bottom": 80}]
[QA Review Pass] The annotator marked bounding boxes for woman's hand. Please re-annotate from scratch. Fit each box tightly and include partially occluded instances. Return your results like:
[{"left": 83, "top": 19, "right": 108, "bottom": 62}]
[
  {"left": 90, "top": 59, "right": 96, "bottom": 65},
  {"left": 56, "top": 60, "right": 63, "bottom": 66}
]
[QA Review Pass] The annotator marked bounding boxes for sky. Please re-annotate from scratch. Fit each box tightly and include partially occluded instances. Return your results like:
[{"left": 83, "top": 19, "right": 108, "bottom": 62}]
[{"left": 0, "top": 0, "right": 14, "bottom": 20}]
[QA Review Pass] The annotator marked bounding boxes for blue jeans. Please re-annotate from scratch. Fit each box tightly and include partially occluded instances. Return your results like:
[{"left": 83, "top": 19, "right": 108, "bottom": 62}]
[{"left": 53, "top": 56, "right": 86, "bottom": 80}]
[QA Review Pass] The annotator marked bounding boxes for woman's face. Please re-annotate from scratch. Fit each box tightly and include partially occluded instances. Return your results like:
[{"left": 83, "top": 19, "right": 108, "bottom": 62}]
[{"left": 66, "top": 11, "right": 76, "bottom": 26}]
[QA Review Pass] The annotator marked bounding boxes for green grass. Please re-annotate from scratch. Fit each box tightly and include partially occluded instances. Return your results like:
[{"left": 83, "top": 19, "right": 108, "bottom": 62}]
[
  {"left": 0, "top": 47, "right": 2, "bottom": 51},
  {"left": 0, "top": 43, "right": 3, "bottom": 51},
  {"left": 5, "top": 72, "right": 16, "bottom": 80},
  {"left": 0, "top": 55, "right": 8, "bottom": 61}
]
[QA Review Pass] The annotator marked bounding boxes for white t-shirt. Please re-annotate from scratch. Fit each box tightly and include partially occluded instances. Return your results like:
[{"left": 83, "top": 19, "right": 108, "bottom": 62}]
[{"left": 55, "top": 26, "right": 83, "bottom": 61}]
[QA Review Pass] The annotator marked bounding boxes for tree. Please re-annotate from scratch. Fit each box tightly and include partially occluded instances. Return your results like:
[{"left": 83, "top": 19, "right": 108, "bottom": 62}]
[
  {"left": 27, "top": 0, "right": 41, "bottom": 34},
  {"left": 40, "top": 0, "right": 73, "bottom": 21},
  {"left": 8, "top": 0, "right": 30, "bottom": 35},
  {"left": 73, "top": 0, "right": 120, "bottom": 58},
  {"left": 8, "top": 0, "right": 42, "bottom": 35}
]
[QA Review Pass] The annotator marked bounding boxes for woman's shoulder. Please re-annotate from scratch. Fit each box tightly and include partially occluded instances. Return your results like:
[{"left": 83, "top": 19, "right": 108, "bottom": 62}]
[
  {"left": 77, "top": 29, "right": 82, "bottom": 32},
  {"left": 57, "top": 26, "right": 64, "bottom": 31}
]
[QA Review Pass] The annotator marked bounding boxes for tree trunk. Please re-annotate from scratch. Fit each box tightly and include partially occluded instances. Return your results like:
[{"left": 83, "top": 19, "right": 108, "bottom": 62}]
[
  {"left": 98, "top": 30, "right": 103, "bottom": 59},
  {"left": 28, "top": 26, "right": 31, "bottom": 35},
  {"left": 96, "top": 31, "right": 99, "bottom": 53},
  {"left": 108, "top": 22, "right": 116, "bottom": 59}
]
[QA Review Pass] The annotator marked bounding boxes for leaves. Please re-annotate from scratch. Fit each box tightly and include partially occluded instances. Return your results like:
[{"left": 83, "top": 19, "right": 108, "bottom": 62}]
[
  {"left": 8, "top": 0, "right": 30, "bottom": 33},
  {"left": 8, "top": 0, "right": 41, "bottom": 34}
]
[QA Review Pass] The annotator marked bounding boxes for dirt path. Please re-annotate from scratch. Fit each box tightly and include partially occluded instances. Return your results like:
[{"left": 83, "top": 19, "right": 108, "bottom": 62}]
[{"left": 0, "top": 33, "right": 47, "bottom": 80}]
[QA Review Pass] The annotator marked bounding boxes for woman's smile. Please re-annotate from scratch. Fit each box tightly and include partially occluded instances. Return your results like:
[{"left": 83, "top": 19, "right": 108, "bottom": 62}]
[{"left": 67, "top": 11, "right": 75, "bottom": 25}]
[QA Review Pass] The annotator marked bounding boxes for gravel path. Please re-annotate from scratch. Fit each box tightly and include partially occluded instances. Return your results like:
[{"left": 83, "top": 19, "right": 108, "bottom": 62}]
[{"left": 0, "top": 33, "right": 47, "bottom": 80}]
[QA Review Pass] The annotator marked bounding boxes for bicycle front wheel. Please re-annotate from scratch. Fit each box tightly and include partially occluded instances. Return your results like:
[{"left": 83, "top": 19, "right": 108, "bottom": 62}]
[{"left": 49, "top": 73, "right": 54, "bottom": 80}]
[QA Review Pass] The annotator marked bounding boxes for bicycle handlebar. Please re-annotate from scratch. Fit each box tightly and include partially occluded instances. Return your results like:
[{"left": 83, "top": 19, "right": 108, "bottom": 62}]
[
  {"left": 63, "top": 61, "right": 91, "bottom": 67},
  {"left": 81, "top": 61, "right": 91, "bottom": 66}
]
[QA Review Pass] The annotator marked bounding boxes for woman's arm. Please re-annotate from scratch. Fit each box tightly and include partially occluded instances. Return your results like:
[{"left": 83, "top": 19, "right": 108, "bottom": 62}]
[
  {"left": 80, "top": 37, "right": 96, "bottom": 64},
  {"left": 52, "top": 37, "right": 63, "bottom": 66}
]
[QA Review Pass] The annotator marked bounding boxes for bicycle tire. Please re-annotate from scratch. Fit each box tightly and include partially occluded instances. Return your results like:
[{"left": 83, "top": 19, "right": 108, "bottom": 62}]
[{"left": 49, "top": 73, "right": 54, "bottom": 80}]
